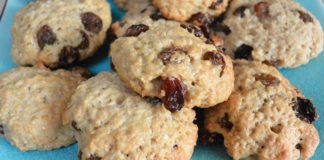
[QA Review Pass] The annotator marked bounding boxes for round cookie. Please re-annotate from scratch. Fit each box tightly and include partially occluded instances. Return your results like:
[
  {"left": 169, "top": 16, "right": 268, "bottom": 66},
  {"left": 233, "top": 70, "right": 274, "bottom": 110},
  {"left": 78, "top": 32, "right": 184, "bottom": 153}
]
[
  {"left": 217, "top": 0, "right": 324, "bottom": 68},
  {"left": 114, "top": 0, "right": 151, "bottom": 12},
  {"left": 0, "top": 67, "right": 84, "bottom": 151},
  {"left": 63, "top": 73, "right": 198, "bottom": 160},
  {"left": 204, "top": 60, "right": 319, "bottom": 160},
  {"left": 12, "top": 0, "right": 112, "bottom": 68},
  {"left": 110, "top": 20, "right": 234, "bottom": 110},
  {"left": 152, "top": 0, "right": 229, "bottom": 21}
]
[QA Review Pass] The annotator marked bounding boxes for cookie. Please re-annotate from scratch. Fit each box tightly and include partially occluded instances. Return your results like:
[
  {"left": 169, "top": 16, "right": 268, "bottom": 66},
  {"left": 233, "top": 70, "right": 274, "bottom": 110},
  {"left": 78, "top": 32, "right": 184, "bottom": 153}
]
[
  {"left": 0, "top": 67, "right": 83, "bottom": 151},
  {"left": 217, "top": 0, "right": 323, "bottom": 68},
  {"left": 110, "top": 20, "right": 234, "bottom": 111},
  {"left": 114, "top": 0, "right": 151, "bottom": 12},
  {"left": 63, "top": 73, "right": 198, "bottom": 160},
  {"left": 12, "top": 0, "right": 112, "bottom": 68},
  {"left": 204, "top": 60, "right": 319, "bottom": 160},
  {"left": 152, "top": 0, "right": 229, "bottom": 21},
  {"left": 112, "top": 6, "right": 165, "bottom": 37}
]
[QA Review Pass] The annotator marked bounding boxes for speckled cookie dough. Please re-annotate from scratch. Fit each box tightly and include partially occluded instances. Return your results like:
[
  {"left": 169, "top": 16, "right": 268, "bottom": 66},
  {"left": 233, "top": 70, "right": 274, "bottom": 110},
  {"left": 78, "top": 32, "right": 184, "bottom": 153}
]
[
  {"left": 63, "top": 73, "right": 198, "bottom": 160},
  {"left": 204, "top": 60, "right": 320, "bottom": 160},
  {"left": 110, "top": 20, "right": 234, "bottom": 111},
  {"left": 114, "top": 0, "right": 151, "bottom": 12},
  {"left": 0, "top": 67, "right": 84, "bottom": 151},
  {"left": 217, "top": 0, "right": 323, "bottom": 68},
  {"left": 152, "top": 0, "right": 229, "bottom": 21},
  {"left": 12, "top": 0, "right": 112, "bottom": 68}
]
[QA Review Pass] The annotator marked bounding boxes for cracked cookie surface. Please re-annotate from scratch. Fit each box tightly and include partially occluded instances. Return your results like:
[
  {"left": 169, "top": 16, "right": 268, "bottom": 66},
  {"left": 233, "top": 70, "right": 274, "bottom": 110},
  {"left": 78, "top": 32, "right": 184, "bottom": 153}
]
[
  {"left": 12, "top": 0, "right": 112, "bottom": 68},
  {"left": 0, "top": 67, "right": 83, "bottom": 151},
  {"left": 63, "top": 73, "right": 197, "bottom": 160},
  {"left": 217, "top": 0, "right": 323, "bottom": 68},
  {"left": 110, "top": 20, "right": 234, "bottom": 109},
  {"left": 204, "top": 60, "right": 320, "bottom": 160}
]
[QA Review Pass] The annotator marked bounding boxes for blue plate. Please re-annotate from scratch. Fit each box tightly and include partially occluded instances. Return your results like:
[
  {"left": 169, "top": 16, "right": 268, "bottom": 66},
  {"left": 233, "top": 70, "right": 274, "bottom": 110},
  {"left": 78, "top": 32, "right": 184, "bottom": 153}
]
[{"left": 0, "top": 0, "right": 323, "bottom": 159}]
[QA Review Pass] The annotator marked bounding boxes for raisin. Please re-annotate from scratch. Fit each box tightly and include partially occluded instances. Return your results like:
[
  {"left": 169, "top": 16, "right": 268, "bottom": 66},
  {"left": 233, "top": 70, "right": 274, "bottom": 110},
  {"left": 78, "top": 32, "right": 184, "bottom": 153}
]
[
  {"left": 37, "top": 25, "right": 57, "bottom": 50},
  {"left": 162, "top": 77, "right": 186, "bottom": 112},
  {"left": 78, "top": 151, "right": 83, "bottom": 160},
  {"left": 203, "top": 51, "right": 225, "bottom": 77},
  {"left": 188, "top": 13, "right": 213, "bottom": 38},
  {"left": 144, "top": 96, "right": 162, "bottom": 105},
  {"left": 209, "top": 0, "right": 223, "bottom": 9},
  {"left": 87, "top": 154, "right": 102, "bottom": 160},
  {"left": 59, "top": 46, "right": 80, "bottom": 66},
  {"left": 254, "top": 73, "right": 280, "bottom": 87},
  {"left": 233, "top": 6, "right": 248, "bottom": 17},
  {"left": 158, "top": 47, "right": 187, "bottom": 65},
  {"left": 150, "top": 11, "right": 165, "bottom": 21},
  {"left": 254, "top": 2, "right": 270, "bottom": 18},
  {"left": 77, "top": 31, "right": 90, "bottom": 50},
  {"left": 180, "top": 23, "right": 203, "bottom": 38},
  {"left": 296, "top": 143, "right": 302, "bottom": 150},
  {"left": 293, "top": 97, "right": 318, "bottom": 124},
  {"left": 213, "top": 23, "right": 231, "bottom": 35},
  {"left": 218, "top": 113, "right": 233, "bottom": 131},
  {"left": 234, "top": 44, "right": 253, "bottom": 60},
  {"left": 202, "top": 131, "right": 224, "bottom": 145},
  {"left": 81, "top": 12, "right": 103, "bottom": 34},
  {"left": 124, "top": 24, "right": 149, "bottom": 37},
  {"left": 173, "top": 144, "right": 178, "bottom": 149},
  {"left": 0, "top": 124, "right": 4, "bottom": 135},
  {"left": 71, "top": 121, "right": 81, "bottom": 131},
  {"left": 296, "top": 10, "right": 313, "bottom": 23}
]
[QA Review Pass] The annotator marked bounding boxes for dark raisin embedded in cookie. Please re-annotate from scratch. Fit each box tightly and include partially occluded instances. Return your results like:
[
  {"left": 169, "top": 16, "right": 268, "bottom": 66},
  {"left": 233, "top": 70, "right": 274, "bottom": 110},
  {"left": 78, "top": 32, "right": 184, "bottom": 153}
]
[
  {"left": 37, "top": 25, "right": 57, "bottom": 50},
  {"left": 293, "top": 97, "right": 318, "bottom": 124},
  {"left": 81, "top": 12, "right": 103, "bottom": 34},
  {"left": 77, "top": 31, "right": 90, "bottom": 50},
  {"left": 234, "top": 44, "right": 253, "bottom": 60},
  {"left": 254, "top": 2, "right": 270, "bottom": 18},
  {"left": 233, "top": 6, "right": 248, "bottom": 18},
  {"left": 296, "top": 10, "right": 313, "bottom": 23},
  {"left": 209, "top": 0, "right": 224, "bottom": 9},
  {"left": 87, "top": 154, "right": 102, "bottom": 160},
  {"left": 150, "top": 11, "right": 165, "bottom": 21},
  {"left": 254, "top": 73, "right": 280, "bottom": 87},
  {"left": 203, "top": 51, "right": 225, "bottom": 76},
  {"left": 159, "top": 47, "right": 187, "bottom": 65},
  {"left": 162, "top": 77, "right": 186, "bottom": 112},
  {"left": 218, "top": 113, "right": 233, "bottom": 131},
  {"left": 296, "top": 143, "right": 302, "bottom": 150},
  {"left": 124, "top": 24, "right": 149, "bottom": 37},
  {"left": 59, "top": 46, "right": 80, "bottom": 66},
  {"left": 0, "top": 124, "right": 4, "bottom": 135},
  {"left": 180, "top": 23, "right": 203, "bottom": 38},
  {"left": 188, "top": 13, "right": 213, "bottom": 38},
  {"left": 71, "top": 121, "right": 81, "bottom": 131},
  {"left": 213, "top": 23, "right": 231, "bottom": 35}
]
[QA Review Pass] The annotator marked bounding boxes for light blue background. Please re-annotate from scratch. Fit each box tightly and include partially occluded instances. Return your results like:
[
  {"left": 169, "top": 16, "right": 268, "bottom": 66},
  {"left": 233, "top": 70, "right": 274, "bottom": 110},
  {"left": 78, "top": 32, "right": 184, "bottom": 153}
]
[{"left": 0, "top": 0, "right": 323, "bottom": 159}]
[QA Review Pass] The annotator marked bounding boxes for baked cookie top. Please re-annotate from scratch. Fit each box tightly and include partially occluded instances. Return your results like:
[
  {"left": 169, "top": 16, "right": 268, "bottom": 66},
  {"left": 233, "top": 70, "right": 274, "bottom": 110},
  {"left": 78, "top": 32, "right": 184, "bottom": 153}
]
[
  {"left": 152, "top": 0, "right": 229, "bottom": 21},
  {"left": 114, "top": 0, "right": 151, "bottom": 12},
  {"left": 204, "top": 60, "right": 319, "bottom": 160},
  {"left": 110, "top": 20, "right": 234, "bottom": 110},
  {"left": 0, "top": 67, "right": 83, "bottom": 151},
  {"left": 63, "top": 73, "right": 198, "bottom": 160},
  {"left": 217, "top": 0, "right": 323, "bottom": 68},
  {"left": 12, "top": 0, "right": 112, "bottom": 68}
]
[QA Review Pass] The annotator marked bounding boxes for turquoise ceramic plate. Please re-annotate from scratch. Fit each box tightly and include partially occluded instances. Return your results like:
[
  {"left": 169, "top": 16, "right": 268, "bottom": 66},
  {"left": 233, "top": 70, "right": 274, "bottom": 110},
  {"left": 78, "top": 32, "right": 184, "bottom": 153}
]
[{"left": 0, "top": 0, "right": 323, "bottom": 159}]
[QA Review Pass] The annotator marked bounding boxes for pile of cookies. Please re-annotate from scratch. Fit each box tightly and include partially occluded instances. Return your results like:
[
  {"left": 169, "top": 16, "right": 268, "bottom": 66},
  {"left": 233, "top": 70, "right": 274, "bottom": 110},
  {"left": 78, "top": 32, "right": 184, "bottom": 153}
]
[{"left": 0, "top": 0, "right": 323, "bottom": 159}]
